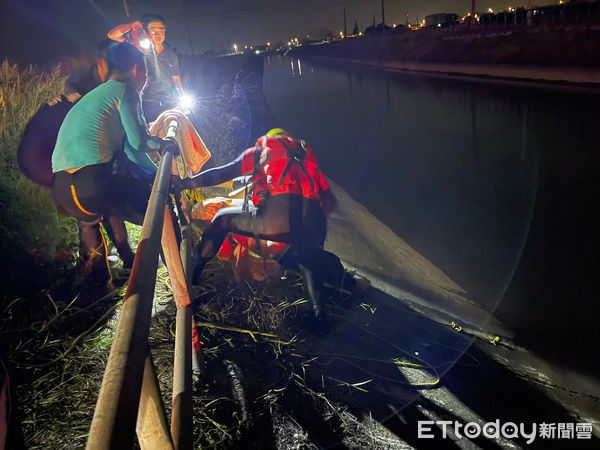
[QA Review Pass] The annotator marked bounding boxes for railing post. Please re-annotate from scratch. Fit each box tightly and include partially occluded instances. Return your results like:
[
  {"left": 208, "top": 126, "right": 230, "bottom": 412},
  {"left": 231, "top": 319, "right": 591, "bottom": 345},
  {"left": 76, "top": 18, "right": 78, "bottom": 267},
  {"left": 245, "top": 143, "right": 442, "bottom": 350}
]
[
  {"left": 159, "top": 120, "right": 196, "bottom": 449},
  {"left": 175, "top": 200, "right": 205, "bottom": 377},
  {"left": 86, "top": 134, "right": 175, "bottom": 450},
  {"left": 161, "top": 206, "right": 194, "bottom": 449}
]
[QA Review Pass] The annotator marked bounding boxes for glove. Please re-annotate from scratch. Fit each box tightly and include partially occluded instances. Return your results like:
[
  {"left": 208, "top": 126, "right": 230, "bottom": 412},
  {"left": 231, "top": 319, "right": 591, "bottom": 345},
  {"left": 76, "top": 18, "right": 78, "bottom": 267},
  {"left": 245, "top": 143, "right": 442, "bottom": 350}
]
[
  {"left": 170, "top": 175, "right": 189, "bottom": 193},
  {"left": 161, "top": 138, "right": 180, "bottom": 157}
]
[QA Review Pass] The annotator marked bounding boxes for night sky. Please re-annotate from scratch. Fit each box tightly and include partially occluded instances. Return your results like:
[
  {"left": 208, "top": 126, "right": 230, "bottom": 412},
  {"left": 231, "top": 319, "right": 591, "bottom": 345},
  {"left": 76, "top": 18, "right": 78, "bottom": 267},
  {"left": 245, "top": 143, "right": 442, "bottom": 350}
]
[{"left": 1, "top": 0, "right": 556, "bottom": 67}]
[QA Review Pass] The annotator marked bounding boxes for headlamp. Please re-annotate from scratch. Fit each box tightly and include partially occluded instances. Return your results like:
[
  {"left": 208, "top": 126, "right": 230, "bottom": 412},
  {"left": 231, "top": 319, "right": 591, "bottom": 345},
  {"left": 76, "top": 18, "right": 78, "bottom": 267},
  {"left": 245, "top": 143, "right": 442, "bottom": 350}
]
[
  {"left": 139, "top": 38, "right": 152, "bottom": 50},
  {"left": 177, "top": 93, "right": 195, "bottom": 114},
  {"left": 178, "top": 93, "right": 194, "bottom": 110}
]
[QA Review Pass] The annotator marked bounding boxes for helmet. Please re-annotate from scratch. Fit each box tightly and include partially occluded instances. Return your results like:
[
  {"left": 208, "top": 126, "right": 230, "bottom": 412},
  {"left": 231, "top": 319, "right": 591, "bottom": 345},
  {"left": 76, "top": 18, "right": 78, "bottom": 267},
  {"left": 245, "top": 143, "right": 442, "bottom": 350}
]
[{"left": 266, "top": 128, "right": 290, "bottom": 137}]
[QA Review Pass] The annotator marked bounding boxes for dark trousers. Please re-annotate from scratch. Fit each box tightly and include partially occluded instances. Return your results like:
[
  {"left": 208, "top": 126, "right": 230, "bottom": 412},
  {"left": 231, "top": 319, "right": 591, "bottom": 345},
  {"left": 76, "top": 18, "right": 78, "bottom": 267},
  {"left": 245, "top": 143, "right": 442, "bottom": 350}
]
[
  {"left": 52, "top": 162, "right": 151, "bottom": 284},
  {"left": 194, "top": 194, "right": 348, "bottom": 290},
  {"left": 142, "top": 98, "right": 173, "bottom": 124}
]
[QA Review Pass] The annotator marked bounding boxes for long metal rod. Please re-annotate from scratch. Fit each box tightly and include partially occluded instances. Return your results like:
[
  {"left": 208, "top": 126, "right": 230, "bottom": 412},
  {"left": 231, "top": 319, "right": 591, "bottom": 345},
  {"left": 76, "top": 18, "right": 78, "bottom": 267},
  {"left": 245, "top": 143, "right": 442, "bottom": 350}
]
[
  {"left": 161, "top": 206, "right": 193, "bottom": 449},
  {"left": 175, "top": 196, "right": 204, "bottom": 376},
  {"left": 86, "top": 145, "right": 175, "bottom": 449}
]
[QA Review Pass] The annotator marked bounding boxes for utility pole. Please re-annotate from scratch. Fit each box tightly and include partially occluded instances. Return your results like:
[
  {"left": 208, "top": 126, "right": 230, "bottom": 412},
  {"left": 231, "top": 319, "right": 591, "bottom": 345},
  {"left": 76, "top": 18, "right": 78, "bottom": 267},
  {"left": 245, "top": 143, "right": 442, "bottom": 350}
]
[
  {"left": 381, "top": 0, "right": 386, "bottom": 26},
  {"left": 123, "top": 0, "right": 130, "bottom": 19},
  {"left": 343, "top": 7, "right": 347, "bottom": 36},
  {"left": 187, "top": 27, "right": 195, "bottom": 55}
]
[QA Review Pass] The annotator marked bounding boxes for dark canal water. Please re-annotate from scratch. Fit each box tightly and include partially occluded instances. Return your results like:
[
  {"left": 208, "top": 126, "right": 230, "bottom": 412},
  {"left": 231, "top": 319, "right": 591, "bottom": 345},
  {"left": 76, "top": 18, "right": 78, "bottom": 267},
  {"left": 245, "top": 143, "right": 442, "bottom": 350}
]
[{"left": 262, "top": 55, "right": 600, "bottom": 377}]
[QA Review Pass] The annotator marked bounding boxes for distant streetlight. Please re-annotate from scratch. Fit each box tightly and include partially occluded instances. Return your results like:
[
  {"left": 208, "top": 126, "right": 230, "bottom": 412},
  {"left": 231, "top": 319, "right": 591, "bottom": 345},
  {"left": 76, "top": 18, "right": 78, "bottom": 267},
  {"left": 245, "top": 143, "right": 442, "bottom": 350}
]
[
  {"left": 339, "top": 31, "right": 344, "bottom": 38},
  {"left": 488, "top": 8, "right": 493, "bottom": 13},
  {"left": 233, "top": 43, "right": 238, "bottom": 54}
]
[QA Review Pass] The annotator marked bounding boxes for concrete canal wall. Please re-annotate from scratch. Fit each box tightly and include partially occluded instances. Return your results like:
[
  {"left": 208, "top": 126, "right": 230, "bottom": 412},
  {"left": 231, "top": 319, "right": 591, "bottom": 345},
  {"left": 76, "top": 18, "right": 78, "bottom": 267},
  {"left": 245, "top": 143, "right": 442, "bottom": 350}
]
[{"left": 289, "top": 27, "right": 600, "bottom": 86}]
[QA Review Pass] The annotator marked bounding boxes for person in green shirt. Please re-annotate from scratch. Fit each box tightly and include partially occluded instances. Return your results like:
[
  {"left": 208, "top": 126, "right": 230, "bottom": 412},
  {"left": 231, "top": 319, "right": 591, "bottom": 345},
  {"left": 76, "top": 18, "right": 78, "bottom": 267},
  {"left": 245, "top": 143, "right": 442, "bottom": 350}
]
[{"left": 51, "top": 42, "right": 175, "bottom": 291}]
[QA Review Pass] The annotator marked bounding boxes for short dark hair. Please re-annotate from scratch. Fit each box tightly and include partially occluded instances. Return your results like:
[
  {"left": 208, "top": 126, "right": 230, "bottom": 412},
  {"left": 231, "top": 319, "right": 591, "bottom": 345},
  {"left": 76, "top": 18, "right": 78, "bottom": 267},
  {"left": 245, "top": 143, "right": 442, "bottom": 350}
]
[
  {"left": 108, "top": 42, "right": 145, "bottom": 74},
  {"left": 95, "top": 39, "right": 113, "bottom": 61},
  {"left": 141, "top": 14, "right": 166, "bottom": 31}
]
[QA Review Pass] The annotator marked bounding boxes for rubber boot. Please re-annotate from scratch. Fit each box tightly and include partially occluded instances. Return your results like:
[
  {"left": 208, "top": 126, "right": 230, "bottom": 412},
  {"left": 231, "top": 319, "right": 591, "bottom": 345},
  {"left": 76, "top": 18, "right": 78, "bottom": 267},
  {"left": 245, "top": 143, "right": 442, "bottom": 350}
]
[
  {"left": 103, "top": 218, "right": 135, "bottom": 269},
  {"left": 299, "top": 264, "right": 323, "bottom": 319}
]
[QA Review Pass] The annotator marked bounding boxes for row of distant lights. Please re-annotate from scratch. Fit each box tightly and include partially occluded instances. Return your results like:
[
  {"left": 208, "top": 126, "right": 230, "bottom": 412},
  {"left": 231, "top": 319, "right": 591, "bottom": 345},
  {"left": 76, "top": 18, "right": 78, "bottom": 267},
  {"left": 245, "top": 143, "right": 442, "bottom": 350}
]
[
  {"left": 232, "top": 42, "right": 272, "bottom": 54},
  {"left": 232, "top": 0, "right": 567, "bottom": 51},
  {"left": 463, "top": 1, "right": 565, "bottom": 19},
  {"left": 233, "top": 30, "right": 370, "bottom": 52}
]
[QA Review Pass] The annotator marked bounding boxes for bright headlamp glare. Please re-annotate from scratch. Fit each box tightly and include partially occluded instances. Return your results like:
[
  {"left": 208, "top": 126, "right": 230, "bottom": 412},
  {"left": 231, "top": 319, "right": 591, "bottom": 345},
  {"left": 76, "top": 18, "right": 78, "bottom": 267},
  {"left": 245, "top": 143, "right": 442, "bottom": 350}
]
[
  {"left": 177, "top": 93, "right": 194, "bottom": 113},
  {"left": 139, "top": 38, "right": 152, "bottom": 50}
]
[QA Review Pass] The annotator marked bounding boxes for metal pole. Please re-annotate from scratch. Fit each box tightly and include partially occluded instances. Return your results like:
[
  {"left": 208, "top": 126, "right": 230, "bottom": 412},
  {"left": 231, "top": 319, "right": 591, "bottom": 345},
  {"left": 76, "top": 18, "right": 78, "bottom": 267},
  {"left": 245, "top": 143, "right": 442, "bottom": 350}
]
[
  {"left": 86, "top": 136, "right": 175, "bottom": 450},
  {"left": 122, "top": 0, "right": 130, "bottom": 19},
  {"left": 159, "top": 119, "right": 198, "bottom": 449},
  {"left": 161, "top": 206, "right": 194, "bottom": 449},
  {"left": 175, "top": 203, "right": 205, "bottom": 376}
]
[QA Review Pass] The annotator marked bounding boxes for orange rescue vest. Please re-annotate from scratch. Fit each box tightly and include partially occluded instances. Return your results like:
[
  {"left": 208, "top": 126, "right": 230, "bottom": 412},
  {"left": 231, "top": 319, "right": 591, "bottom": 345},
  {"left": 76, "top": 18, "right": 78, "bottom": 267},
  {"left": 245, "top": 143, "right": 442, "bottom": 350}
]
[{"left": 240, "top": 135, "right": 329, "bottom": 207}]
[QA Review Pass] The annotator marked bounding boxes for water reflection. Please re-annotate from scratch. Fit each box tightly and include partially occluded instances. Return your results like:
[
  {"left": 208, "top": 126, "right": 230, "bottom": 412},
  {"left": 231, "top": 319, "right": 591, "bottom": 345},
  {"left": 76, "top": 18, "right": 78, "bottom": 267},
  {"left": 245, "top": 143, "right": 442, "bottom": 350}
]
[
  {"left": 264, "top": 56, "right": 542, "bottom": 315},
  {"left": 261, "top": 54, "right": 600, "bottom": 429}
]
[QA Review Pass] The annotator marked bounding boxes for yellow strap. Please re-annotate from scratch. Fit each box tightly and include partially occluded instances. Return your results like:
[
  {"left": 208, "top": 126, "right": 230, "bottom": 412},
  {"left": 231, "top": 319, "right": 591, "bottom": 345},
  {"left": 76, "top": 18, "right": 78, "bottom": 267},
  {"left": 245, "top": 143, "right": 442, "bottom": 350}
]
[
  {"left": 70, "top": 184, "right": 96, "bottom": 216},
  {"left": 98, "top": 221, "right": 113, "bottom": 285}
]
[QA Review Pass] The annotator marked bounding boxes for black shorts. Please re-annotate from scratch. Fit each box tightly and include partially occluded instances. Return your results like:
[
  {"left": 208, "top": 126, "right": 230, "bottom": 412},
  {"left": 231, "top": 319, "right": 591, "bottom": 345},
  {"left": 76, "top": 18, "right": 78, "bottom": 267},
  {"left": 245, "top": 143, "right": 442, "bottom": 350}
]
[
  {"left": 212, "top": 194, "right": 327, "bottom": 247},
  {"left": 52, "top": 162, "right": 151, "bottom": 225}
]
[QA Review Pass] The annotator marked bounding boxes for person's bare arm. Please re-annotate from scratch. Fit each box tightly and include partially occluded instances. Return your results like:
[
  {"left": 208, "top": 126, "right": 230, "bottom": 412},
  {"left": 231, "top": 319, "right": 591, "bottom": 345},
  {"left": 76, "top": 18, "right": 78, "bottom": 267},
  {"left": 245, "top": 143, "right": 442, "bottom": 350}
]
[
  {"left": 107, "top": 21, "right": 143, "bottom": 42},
  {"left": 172, "top": 75, "right": 184, "bottom": 94}
]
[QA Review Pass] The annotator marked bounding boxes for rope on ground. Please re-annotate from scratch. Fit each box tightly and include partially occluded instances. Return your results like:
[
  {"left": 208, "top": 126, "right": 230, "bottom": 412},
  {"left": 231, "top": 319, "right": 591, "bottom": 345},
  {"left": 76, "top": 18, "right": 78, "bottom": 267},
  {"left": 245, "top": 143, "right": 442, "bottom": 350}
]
[
  {"left": 169, "top": 319, "right": 295, "bottom": 345},
  {"left": 326, "top": 312, "right": 442, "bottom": 388},
  {"left": 314, "top": 352, "right": 441, "bottom": 388}
]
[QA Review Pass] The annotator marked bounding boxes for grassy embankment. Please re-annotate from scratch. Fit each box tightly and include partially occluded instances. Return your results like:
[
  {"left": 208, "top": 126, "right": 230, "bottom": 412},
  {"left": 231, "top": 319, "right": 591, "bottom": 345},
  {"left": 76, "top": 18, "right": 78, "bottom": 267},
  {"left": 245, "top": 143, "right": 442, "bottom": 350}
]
[
  {"left": 0, "top": 61, "right": 380, "bottom": 449},
  {"left": 0, "top": 61, "right": 78, "bottom": 286}
]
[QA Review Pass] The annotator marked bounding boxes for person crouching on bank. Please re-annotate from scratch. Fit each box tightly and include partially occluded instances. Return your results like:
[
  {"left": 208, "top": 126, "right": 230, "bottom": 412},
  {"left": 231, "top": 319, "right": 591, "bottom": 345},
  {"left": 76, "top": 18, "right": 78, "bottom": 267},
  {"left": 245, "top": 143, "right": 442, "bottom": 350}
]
[
  {"left": 51, "top": 42, "right": 176, "bottom": 292},
  {"left": 183, "top": 129, "right": 357, "bottom": 318}
]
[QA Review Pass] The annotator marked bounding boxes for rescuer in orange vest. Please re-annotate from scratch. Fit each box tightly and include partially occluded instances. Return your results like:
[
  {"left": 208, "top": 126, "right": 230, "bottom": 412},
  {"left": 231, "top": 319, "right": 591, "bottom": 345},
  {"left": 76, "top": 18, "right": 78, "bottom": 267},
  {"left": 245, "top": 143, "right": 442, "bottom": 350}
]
[{"left": 184, "top": 129, "right": 355, "bottom": 317}]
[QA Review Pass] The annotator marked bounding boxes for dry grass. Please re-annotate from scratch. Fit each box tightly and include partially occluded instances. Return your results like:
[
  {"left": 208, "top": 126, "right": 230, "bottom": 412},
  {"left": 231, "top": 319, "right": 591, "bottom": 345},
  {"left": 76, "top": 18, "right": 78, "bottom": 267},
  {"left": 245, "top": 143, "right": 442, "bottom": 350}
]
[
  {"left": 5, "top": 242, "right": 433, "bottom": 449},
  {"left": 0, "top": 61, "right": 79, "bottom": 289},
  {"left": 3, "top": 256, "right": 311, "bottom": 448}
]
